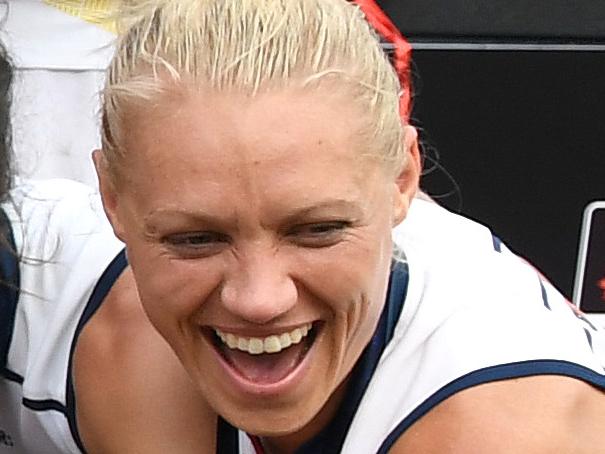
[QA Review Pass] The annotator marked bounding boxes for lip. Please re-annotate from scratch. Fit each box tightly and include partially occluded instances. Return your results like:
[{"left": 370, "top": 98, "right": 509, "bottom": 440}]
[{"left": 202, "top": 323, "right": 322, "bottom": 396}]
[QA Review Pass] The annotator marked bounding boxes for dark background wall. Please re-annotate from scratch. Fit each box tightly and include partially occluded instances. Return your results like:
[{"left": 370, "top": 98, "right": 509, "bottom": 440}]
[
  {"left": 379, "top": 0, "right": 605, "bottom": 43},
  {"left": 411, "top": 50, "right": 605, "bottom": 299},
  {"left": 375, "top": 1, "right": 605, "bottom": 298}
]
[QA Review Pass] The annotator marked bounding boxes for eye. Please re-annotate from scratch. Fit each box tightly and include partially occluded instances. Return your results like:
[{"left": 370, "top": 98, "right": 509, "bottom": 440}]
[
  {"left": 162, "top": 231, "right": 230, "bottom": 257},
  {"left": 287, "top": 221, "right": 350, "bottom": 247}
]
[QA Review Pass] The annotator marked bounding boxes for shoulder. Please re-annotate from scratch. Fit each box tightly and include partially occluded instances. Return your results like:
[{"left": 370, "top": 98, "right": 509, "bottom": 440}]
[
  {"left": 7, "top": 178, "right": 105, "bottom": 226},
  {"left": 6, "top": 179, "right": 124, "bottom": 314},
  {"left": 73, "top": 267, "right": 216, "bottom": 453},
  {"left": 391, "top": 375, "right": 605, "bottom": 454},
  {"left": 379, "top": 200, "right": 605, "bottom": 453},
  {"left": 7, "top": 178, "right": 99, "bottom": 210},
  {"left": 393, "top": 198, "right": 499, "bottom": 256}
]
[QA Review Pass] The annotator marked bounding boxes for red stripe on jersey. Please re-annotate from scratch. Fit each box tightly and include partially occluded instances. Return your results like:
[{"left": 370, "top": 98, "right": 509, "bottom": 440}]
[{"left": 249, "top": 435, "right": 265, "bottom": 454}]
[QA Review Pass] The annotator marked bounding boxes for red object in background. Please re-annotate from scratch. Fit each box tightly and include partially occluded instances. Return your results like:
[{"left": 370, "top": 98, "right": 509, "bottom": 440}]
[
  {"left": 351, "top": 0, "right": 412, "bottom": 121},
  {"left": 599, "top": 276, "right": 605, "bottom": 302}
]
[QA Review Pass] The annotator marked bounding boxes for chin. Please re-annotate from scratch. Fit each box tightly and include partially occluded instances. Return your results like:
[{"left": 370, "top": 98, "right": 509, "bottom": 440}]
[{"left": 228, "top": 404, "right": 318, "bottom": 437}]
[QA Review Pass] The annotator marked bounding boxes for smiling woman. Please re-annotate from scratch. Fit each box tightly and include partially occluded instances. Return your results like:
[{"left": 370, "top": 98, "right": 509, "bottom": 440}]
[
  {"left": 107, "top": 86, "right": 409, "bottom": 437},
  {"left": 94, "top": 0, "right": 419, "bottom": 449},
  {"left": 4, "top": 0, "right": 602, "bottom": 453}
]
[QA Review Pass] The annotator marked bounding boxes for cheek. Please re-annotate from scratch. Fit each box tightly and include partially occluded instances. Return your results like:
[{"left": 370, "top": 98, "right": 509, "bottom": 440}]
[
  {"left": 127, "top": 244, "right": 221, "bottom": 330},
  {"left": 295, "top": 229, "right": 392, "bottom": 316}
]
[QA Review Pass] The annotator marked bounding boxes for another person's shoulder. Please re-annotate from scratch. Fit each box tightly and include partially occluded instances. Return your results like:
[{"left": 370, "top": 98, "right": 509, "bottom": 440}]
[
  {"left": 6, "top": 177, "right": 105, "bottom": 226},
  {"left": 4, "top": 178, "right": 124, "bottom": 319},
  {"left": 3, "top": 178, "right": 120, "bottom": 262}
]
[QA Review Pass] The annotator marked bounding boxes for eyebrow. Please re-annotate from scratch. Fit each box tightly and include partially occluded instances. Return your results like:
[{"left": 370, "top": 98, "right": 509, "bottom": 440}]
[
  {"left": 143, "top": 199, "right": 363, "bottom": 232},
  {"left": 279, "top": 199, "right": 363, "bottom": 223},
  {"left": 143, "top": 208, "right": 235, "bottom": 234}
]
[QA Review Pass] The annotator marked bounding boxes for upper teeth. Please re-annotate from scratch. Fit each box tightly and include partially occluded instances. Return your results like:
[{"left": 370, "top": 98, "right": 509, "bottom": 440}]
[{"left": 215, "top": 323, "right": 313, "bottom": 355}]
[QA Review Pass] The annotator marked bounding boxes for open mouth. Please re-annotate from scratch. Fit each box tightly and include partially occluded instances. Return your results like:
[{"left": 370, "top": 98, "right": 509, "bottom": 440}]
[{"left": 210, "top": 323, "right": 319, "bottom": 385}]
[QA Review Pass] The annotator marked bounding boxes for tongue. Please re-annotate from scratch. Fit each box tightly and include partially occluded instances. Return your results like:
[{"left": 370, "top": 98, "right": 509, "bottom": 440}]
[{"left": 222, "top": 341, "right": 307, "bottom": 383}]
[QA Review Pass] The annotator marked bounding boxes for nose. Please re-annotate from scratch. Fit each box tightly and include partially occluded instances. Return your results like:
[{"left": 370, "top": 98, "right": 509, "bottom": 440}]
[{"left": 220, "top": 246, "right": 298, "bottom": 324}]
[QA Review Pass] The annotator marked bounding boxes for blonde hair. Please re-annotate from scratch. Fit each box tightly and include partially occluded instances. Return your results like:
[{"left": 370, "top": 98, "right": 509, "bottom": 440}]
[{"left": 102, "top": 0, "right": 406, "bottom": 180}]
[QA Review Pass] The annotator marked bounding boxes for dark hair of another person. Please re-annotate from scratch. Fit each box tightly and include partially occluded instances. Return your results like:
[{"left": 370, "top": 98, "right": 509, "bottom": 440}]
[{"left": 0, "top": 42, "right": 12, "bottom": 202}]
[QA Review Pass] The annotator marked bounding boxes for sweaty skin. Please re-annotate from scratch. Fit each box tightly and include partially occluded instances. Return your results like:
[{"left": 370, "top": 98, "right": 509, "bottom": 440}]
[
  {"left": 392, "top": 375, "right": 605, "bottom": 454},
  {"left": 73, "top": 268, "right": 217, "bottom": 454}
]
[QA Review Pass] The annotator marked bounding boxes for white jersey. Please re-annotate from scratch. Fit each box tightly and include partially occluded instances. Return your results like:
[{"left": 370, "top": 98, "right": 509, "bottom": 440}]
[
  {"left": 0, "top": 179, "right": 124, "bottom": 454},
  {"left": 223, "top": 198, "right": 605, "bottom": 453}
]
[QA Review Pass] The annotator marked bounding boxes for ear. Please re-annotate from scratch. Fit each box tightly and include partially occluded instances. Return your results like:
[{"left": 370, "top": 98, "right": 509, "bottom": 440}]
[
  {"left": 392, "top": 125, "right": 421, "bottom": 226},
  {"left": 92, "top": 149, "right": 127, "bottom": 241}
]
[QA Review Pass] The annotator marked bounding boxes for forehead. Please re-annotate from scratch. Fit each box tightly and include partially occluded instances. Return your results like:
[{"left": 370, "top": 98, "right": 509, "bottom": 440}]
[
  {"left": 119, "top": 86, "right": 380, "bottom": 189},
  {"left": 114, "top": 84, "right": 397, "bottom": 235},
  {"left": 124, "top": 85, "right": 363, "bottom": 151}
]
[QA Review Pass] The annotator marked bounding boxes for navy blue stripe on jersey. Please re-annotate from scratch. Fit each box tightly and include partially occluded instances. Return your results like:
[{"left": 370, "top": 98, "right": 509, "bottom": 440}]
[
  {"left": 584, "top": 329, "right": 594, "bottom": 350},
  {"left": 23, "top": 398, "right": 67, "bottom": 415},
  {"left": 216, "top": 260, "right": 409, "bottom": 453},
  {"left": 491, "top": 235, "right": 503, "bottom": 252},
  {"left": 384, "top": 261, "right": 408, "bottom": 344},
  {"left": 377, "top": 359, "right": 605, "bottom": 453},
  {"left": 539, "top": 279, "right": 551, "bottom": 310},
  {"left": 1, "top": 367, "right": 23, "bottom": 384},
  {"left": 574, "top": 310, "right": 598, "bottom": 332},
  {"left": 0, "top": 207, "right": 20, "bottom": 371},
  {"left": 64, "top": 249, "right": 128, "bottom": 454},
  {"left": 217, "top": 417, "right": 240, "bottom": 454}
]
